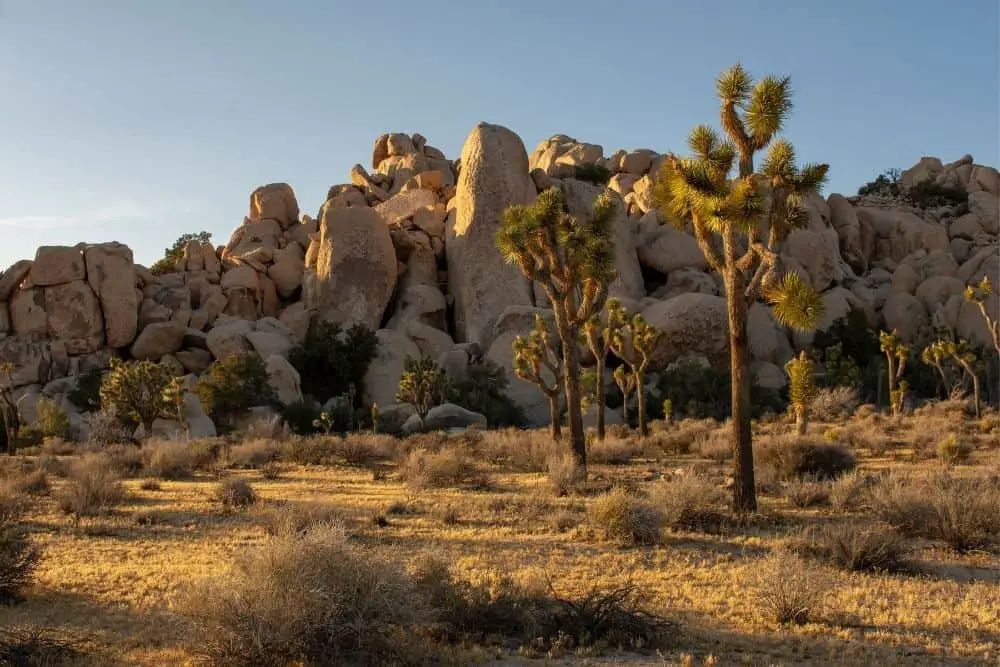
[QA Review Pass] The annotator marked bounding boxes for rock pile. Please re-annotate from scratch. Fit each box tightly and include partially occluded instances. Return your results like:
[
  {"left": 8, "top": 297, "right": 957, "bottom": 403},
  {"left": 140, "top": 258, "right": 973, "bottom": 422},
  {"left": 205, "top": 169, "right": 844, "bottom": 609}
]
[{"left": 1, "top": 125, "right": 997, "bottom": 434}]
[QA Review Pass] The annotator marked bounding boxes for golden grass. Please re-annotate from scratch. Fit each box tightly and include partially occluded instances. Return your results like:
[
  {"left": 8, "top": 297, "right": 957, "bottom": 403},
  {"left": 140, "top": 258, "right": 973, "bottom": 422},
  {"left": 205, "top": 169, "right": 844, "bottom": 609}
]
[{"left": 0, "top": 409, "right": 998, "bottom": 665}]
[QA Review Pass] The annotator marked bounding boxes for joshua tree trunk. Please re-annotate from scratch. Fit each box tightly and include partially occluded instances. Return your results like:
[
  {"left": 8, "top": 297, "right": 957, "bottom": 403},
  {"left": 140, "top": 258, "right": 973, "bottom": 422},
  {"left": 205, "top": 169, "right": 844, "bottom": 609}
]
[
  {"left": 795, "top": 405, "right": 808, "bottom": 436},
  {"left": 956, "top": 358, "right": 981, "bottom": 419},
  {"left": 726, "top": 268, "right": 756, "bottom": 514},
  {"left": 548, "top": 393, "right": 562, "bottom": 440},
  {"left": 558, "top": 324, "right": 586, "bottom": 468},
  {"left": 595, "top": 355, "right": 606, "bottom": 440},
  {"left": 636, "top": 370, "right": 649, "bottom": 438}
]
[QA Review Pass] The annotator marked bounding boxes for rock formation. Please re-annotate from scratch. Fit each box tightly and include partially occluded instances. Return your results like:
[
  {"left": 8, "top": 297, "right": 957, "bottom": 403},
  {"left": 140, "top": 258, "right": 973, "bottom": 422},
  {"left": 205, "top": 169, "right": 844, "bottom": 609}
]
[{"left": 0, "top": 125, "right": 997, "bottom": 433}]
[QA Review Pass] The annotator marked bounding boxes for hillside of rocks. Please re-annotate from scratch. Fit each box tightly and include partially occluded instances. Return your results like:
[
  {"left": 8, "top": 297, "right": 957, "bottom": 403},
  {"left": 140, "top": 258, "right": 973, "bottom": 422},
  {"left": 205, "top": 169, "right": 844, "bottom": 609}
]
[{"left": 1, "top": 123, "right": 998, "bottom": 434}]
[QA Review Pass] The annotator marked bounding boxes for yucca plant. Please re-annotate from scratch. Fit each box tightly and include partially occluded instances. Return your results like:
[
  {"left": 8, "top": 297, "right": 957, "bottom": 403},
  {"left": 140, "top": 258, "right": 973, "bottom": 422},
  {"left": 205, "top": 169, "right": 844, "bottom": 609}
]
[
  {"left": 395, "top": 355, "right": 448, "bottom": 431},
  {"left": 964, "top": 276, "right": 999, "bottom": 356},
  {"left": 497, "top": 187, "right": 618, "bottom": 469},
  {"left": 513, "top": 315, "right": 564, "bottom": 441},
  {"left": 784, "top": 351, "right": 817, "bottom": 435},
  {"left": 921, "top": 340, "right": 954, "bottom": 400},
  {"left": 582, "top": 311, "right": 615, "bottom": 441},
  {"left": 613, "top": 364, "right": 636, "bottom": 428},
  {"left": 934, "top": 339, "right": 982, "bottom": 418},
  {"left": 607, "top": 299, "right": 661, "bottom": 438},
  {"left": 879, "top": 330, "right": 910, "bottom": 417},
  {"left": 652, "top": 63, "right": 828, "bottom": 512}
]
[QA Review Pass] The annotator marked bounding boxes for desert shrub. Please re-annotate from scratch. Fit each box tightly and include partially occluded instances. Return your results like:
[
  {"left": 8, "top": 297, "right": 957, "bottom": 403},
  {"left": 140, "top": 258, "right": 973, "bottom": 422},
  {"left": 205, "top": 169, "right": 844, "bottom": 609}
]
[
  {"left": 652, "top": 474, "right": 729, "bottom": 532},
  {"left": 68, "top": 368, "right": 103, "bottom": 412},
  {"left": 857, "top": 168, "right": 903, "bottom": 197},
  {"left": 936, "top": 434, "right": 973, "bottom": 464},
  {"left": 0, "top": 469, "right": 49, "bottom": 497},
  {"left": 98, "top": 443, "right": 145, "bottom": 477},
  {"left": 587, "top": 435, "right": 638, "bottom": 465},
  {"left": 141, "top": 440, "right": 205, "bottom": 480},
  {"left": 33, "top": 397, "right": 70, "bottom": 441},
  {"left": 867, "top": 474, "right": 1000, "bottom": 552},
  {"left": 589, "top": 487, "right": 662, "bottom": 545},
  {"left": 756, "top": 436, "right": 856, "bottom": 481},
  {"left": 748, "top": 551, "right": 828, "bottom": 625},
  {"left": 446, "top": 358, "right": 525, "bottom": 427},
  {"left": 907, "top": 179, "right": 968, "bottom": 210},
  {"left": 0, "top": 627, "right": 84, "bottom": 665},
  {"left": 85, "top": 408, "right": 134, "bottom": 446},
  {"left": 99, "top": 359, "right": 177, "bottom": 437},
  {"left": 149, "top": 231, "right": 212, "bottom": 276},
  {"left": 228, "top": 439, "right": 279, "bottom": 469},
  {"left": 216, "top": 478, "right": 257, "bottom": 510},
  {"left": 395, "top": 355, "right": 448, "bottom": 430},
  {"left": 546, "top": 452, "right": 583, "bottom": 496},
  {"left": 250, "top": 501, "right": 346, "bottom": 537},
  {"left": 398, "top": 447, "right": 486, "bottom": 492},
  {"left": 57, "top": 455, "right": 126, "bottom": 518},
  {"left": 809, "top": 386, "right": 860, "bottom": 422},
  {"left": 336, "top": 433, "right": 395, "bottom": 465},
  {"left": 279, "top": 399, "right": 323, "bottom": 436},
  {"left": 196, "top": 354, "right": 276, "bottom": 430},
  {"left": 480, "top": 429, "right": 550, "bottom": 472},
  {"left": 573, "top": 162, "right": 611, "bottom": 185},
  {"left": 790, "top": 522, "right": 911, "bottom": 573},
  {"left": 828, "top": 470, "right": 880, "bottom": 512},
  {"left": 697, "top": 429, "right": 732, "bottom": 462},
  {"left": 784, "top": 476, "right": 831, "bottom": 508},
  {"left": 178, "top": 523, "right": 430, "bottom": 667},
  {"left": 289, "top": 321, "right": 378, "bottom": 405},
  {"left": 276, "top": 435, "right": 335, "bottom": 466},
  {"left": 0, "top": 524, "right": 40, "bottom": 605},
  {"left": 650, "top": 419, "right": 715, "bottom": 455},
  {"left": 656, "top": 360, "right": 785, "bottom": 421},
  {"left": 40, "top": 437, "right": 74, "bottom": 456}
]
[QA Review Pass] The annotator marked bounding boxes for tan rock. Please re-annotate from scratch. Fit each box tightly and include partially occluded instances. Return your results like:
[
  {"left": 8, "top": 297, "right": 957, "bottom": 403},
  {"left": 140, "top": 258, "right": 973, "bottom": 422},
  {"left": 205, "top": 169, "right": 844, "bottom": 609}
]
[
  {"left": 375, "top": 189, "right": 438, "bottom": 227},
  {"left": 630, "top": 175, "right": 654, "bottom": 213},
  {"left": 278, "top": 302, "right": 310, "bottom": 344},
  {"left": 485, "top": 306, "right": 558, "bottom": 426},
  {"left": 827, "top": 193, "right": 865, "bottom": 272},
  {"left": 259, "top": 274, "right": 279, "bottom": 318},
  {"left": 446, "top": 123, "right": 535, "bottom": 348},
  {"left": 221, "top": 265, "right": 260, "bottom": 294},
  {"left": 10, "top": 288, "right": 47, "bottom": 338},
  {"left": 638, "top": 224, "right": 707, "bottom": 274},
  {"left": 131, "top": 321, "right": 185, "bottom": 360},
  {"left": 608, "top": 173, "right": 638, "bottom": 197},
  {"left": 84, "top": 242, "right": 139, "bottom": 348},
  {"left": 362, "top": 329, "right": 420, "bottom": 408},
  {"left": 175, "top": 348, "right": 212, "bottom": 373},
  {"left": 267, "top": 250, "right": 304, "bottom": 298},
  {"left": 250, "top": 183, "right": 299, "bottom": 229},
  {"left": 621, "top": 150, "right": 655, "bottom": 175},
  {"left": 0, "top": 260, "right": 33, "bottom": 301},
  {"left": 0, "top": 337, "right": 52, "bottom": 389},
  {"left": 205, "top": 318, "right": 254, "bottom": 360},
  {"left": 305, "top": 204, "right": 398, "bottom": 330},
  {"left": 890, "top": 264, "right": 921, "bottom": 295},
  {"left": 748, "top": 303, "right": 792, "bottom": 365},
  {"left": 642, "top": 293, "right": 729, "bottom": 368},
  {"left": 900, "top": 157, "right": 943, "bottom": 189},
  {"left": 371, "top": 134, "right": 390, "bottom": 170},
  {"left": 784, "top": 228, "right": 842, "bottom": 291},
  {"left": 44, "top": 280, "right": 104, "bottom": 353},
  {"left": 915, "top": 276, "right": 965, "bottom": 313},
  {"left": 31, "top": 245, "right": 85, "bottom": 286},
  {"left": 882, "top": 292, "right": 927, "bottom": 343},
  {"left": 266, "top": 354, "right": 302, "bottom": 406},
  {"left": 0, "top": 301, "right": 9, "bottom": 334}
]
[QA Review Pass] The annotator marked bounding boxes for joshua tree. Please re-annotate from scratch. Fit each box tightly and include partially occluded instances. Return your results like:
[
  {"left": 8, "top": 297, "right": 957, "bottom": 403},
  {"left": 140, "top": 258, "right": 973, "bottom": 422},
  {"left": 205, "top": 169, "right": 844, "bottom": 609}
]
[
  {"left": 396, "top": 356, "right": 448, "bottom": 431},
  {"left": 0, "top": 363, "right": 21, "bottom": 454},
  {"left": 613, "top": 364, "right": 636, "bottom": 426},
  {"left": 652, "top": 63, "right": 827, "bottom": 512},
  {"left": 100, "top": 358, "right": 177, "bottom": 439},
  {"left": 921, "top": 341, "right": 954, "bottom": 399},
  {"left": 929, "top": 339, "right": 982, "bottom": 418},
  {"left": 784, "top": 351, "right": 816, "bottom": 436},
  {"left": 497, "top": 187, "right": 617, "bottom": 468},
  {"left": 964, "top": 276, "right": 999, "bottom": 356},
  {"left": 512, "top": 314, "right": 564, "bottom": 441},
  {"left": 582, "top": 313, "right": 615, "bottom": 441},
  {"left": 606, "top": 299, "right": 661, "bottom": 438},
  {"left": 879, "top": 330, "right": 909, "bottom": 417}
]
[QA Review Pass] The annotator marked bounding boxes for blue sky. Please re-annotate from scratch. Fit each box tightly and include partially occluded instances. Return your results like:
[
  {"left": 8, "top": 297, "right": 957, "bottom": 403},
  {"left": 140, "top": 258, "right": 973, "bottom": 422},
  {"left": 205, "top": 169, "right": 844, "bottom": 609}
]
[{"left": 1, "top": 0, "right": 997, "bottom": 269}]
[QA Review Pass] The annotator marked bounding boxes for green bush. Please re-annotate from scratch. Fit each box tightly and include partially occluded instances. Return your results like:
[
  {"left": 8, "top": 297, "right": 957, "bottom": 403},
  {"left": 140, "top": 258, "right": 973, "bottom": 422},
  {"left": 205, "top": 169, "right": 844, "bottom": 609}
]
[
  {"left": 195, "top": 354, "right": 276, "bottom": 429},
  {"left": 655, "top": 358, "right": 786, "bottom": 420},
  {"left": 757, "top": 436, "right": 856, "bottom": 481},
  {"left": 446, "top": 358, "right": 524, "bottom": 427},
  {"left": 289, "top": 322, "right": 378, "bottom": 405},
  {"left": 857, "top": 168, "right": 903, "bottom": 197},
  {"left": 68, "top": 368, "right": 103, "bottom": 412},
  {"left": 34, "top": 398, "right": 70, "bottom": 440},
  {"left": 908, "top": 180, "right": 968, "bottom": 211},
  {"left": 573, "top": 163, "right": 612, "bottom": 185},
  {"left": 100, "top": 359, "right": 177, "bottom": 436},
  {"left": 280, "top": 400, "right": 323, "bottom": 436},
  {"left": 149, "top": 231, "right": 212, "bottom": 276}
]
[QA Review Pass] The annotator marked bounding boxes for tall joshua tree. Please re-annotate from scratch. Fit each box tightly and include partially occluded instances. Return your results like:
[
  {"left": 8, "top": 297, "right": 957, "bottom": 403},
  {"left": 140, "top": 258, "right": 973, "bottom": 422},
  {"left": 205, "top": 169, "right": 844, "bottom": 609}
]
[
  {"left": 880, "top": 330, "right": 909, "bottom": 417},
  {"left": 606, "top": 299, "right": 661, "bottom": 438},
  {"left": 925, "top": 338, "right": 982, "bottom": 418},
  {"left": 613, "top": 364, "right": 636, "bottom": 425},
  {"left": 497, "top": 187, "right": 617, "bottom": 469},
  {"left": 512, "top": 315, "right": 564, "bottom": 441},
  {"left": 582, "top": 310, "right": 616, "bottom": 441},
  {"left": 785, "top": 351, "right": 816, "bottom": 436},
  {"left": 965, "top": 276, "right": 999, "bottom": 356},
  {"left": 653, "top": 64, "right": 827, "bottom": 512}
]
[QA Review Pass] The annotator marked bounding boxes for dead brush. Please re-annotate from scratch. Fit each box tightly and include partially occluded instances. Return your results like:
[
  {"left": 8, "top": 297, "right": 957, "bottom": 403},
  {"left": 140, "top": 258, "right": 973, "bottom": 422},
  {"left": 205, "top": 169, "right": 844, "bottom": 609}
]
[
  {"left": 0, "top": 627, "right": 85, "bottom": 665},
  {"left": 747, "top": 551, "right": 829, "bottom": 625},
  {"left": 56, "top": 454, "right": 127, "bottom": 518},
  {"left": 587, "top": 435, "right": 639, "bottom": 465},
  {"left": 141, "top": 440, "right": 204, "bottom": 480},
  {"left": 651, "top": 474, "right": 729, "bottom": 533},
  {"left": 588, "top": 487, "right": 662, "bottom": 545},
  {"left": 0, "top": 496, "right": 40, "bottom": 605},
  {"left": 250, "top": 500, "right": 346, "bottom": 536},
  {"left": 546, "top": 452, "right": 584, "bottom": 496},
  {"left": 227, "top": 438, "right": 278, "bottom": 469},
  {"left": 0, "top": 468, "right": 49, "bottom": 497},
  {"left": 789, "top": 521, "right": 911, "bottom": 573},
  {"left": 215, "top": 478, "right": 257, "bottom": 511},
  {"left": 398, "top": 446, "right": 488, "bottom": 492},
  {"left": 478, "top": 428, "right": 551, "bottom": 472},
  {"left": 784, "top": 476, "right": 831, "bottom": 508},
  {"left": 696, "top": 429, "right": 732, "bottom": 462}
]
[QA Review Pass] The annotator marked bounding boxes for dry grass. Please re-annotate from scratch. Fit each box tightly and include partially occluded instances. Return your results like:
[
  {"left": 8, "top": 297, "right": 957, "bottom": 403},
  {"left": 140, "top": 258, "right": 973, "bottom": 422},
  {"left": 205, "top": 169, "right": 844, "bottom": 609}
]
[
  {"left": 0, "top": 408, "right": 997, "bottom": 665},
  {"left": 56, "top": 454, "right": 127, "bottom": 518},
  {"left": 589, "top": 487, "right": 662, "bottom": 545}
]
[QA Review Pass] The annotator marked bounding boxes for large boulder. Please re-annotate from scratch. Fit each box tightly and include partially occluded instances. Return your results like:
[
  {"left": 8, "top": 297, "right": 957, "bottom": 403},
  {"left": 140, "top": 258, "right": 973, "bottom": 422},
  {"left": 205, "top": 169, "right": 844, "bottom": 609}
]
[
  {"left": 784, "top": 228, "right": 842, "bottom": 291},
  {"left": 266, "top": 354, "right": 303, "bottom": 406},
  {"left": 0, "top": 260, "right": 33, "bottom": 301},
  {"left": 882, "top": 292, "right": 927, "bottom": 343},
  {"left": 403, "top": 403, "right": 487, "bottom": 433},
  {"left": 10, "top": 288, "right": 48, "bottom": 338},
  {"left": 130, "top": 321, "right": 185, "bottom": 360},
  {"left": 44, "top": 280, "right": 104, "bottom": 354},
  {"left": 642, "top": 293, "right": 729, "bottom": 368},
  {"left": 486, "top": 306, "right": 557, "bottom": 426},
  {"left": 446, "top": 123, "right": 535, "bottom": 348},
  {"left": 305, "top": 205, "right": 397, "bottom": 330},
  {"left": 638, "top": 224, "right": 707, "bottom": 274},
  {"left": 0, "top": 337, "right": 51, "bottom": 389},
  {"left": 362, "top": 329, "right": 420, "bottom": 409},
  {"left": 205, "top": 317, "right": 254, "bottom": 361},
  {"left": 827, "top": 193, "right": 866, "bottom": 272},
  {"left": 249, "top": 183, "right": 299, "bottom": 229},
  {"left": 84, "top": 243, "right": 139, "bottom": 348},
  {"left": 30, "top": 246, "right": 85, "bottom": 286}
]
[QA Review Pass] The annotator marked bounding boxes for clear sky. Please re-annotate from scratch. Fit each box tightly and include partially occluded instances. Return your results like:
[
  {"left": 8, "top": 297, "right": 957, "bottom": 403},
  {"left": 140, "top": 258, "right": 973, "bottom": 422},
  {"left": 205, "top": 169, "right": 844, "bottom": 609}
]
[{"left": 1, "top": 0, "right": 997, "bottom": 269}]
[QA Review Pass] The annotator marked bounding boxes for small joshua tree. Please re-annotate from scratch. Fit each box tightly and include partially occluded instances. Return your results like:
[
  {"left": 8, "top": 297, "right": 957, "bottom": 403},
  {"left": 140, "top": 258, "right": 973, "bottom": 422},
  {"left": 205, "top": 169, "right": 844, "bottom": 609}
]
[
  {"left": 784, "top": 351, "right": 816, "bottom": 435},
  {"left": 922, "top": 340, "right": 954, "bottom": 399},
  {"left": 879, "top": 330, "right": 909, "bottom": 417},
  {"left": 606, "top": 299, "right": 661, "bottom": 438},
  {"left": 497, "top": 186, "right": 618, "bottom": 469},
  {"left": 613, "top": 365, "right": 636, "bottom": 427},
  {"left": 513, "top": 315, "right": 563, "bottom": 440},
  {"left": 582, "top": 313, "right": 615, "bottom": 441},
  {"left": 396, "top": 356, "right": 447, "bottom": 431},
  {"left": 964, "top": 276, "right": 999, "bottom": 356},
  {"left": 100, "top": 358, "right": 177, "bottom": 439},
  {"left": 0, "top": 363, "right": 21, "bottom": 454},
  {"left": 928, "top": 339, "right": 982, "bottom": 418}
]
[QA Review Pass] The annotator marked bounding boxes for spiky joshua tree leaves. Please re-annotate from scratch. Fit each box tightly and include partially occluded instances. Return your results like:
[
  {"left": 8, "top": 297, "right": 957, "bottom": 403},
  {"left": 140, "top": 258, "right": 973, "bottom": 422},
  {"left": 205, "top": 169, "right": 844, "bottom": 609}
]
[
  {"left": 925, "top": 339, "right": 982, "bottom": 418},
  {"left": 396, "top": 356, "right": 448, "bottom": 431},
  {"left": 784, "top": 351, "right": 816, "bottom": 436},
  {"left": 879, "top": 330, "right": 909, "bottom": 417},
  {"left": 497, "top": 187, "right": 618, "bottom": 469},
  {"left": 513, "top": 315, "right": 564, "bottom": 441},
  {"left": 964, "top": 276, "right": 999, "bottom": 356},
  {"left": 652, "top": 63, "right": 828, "bottom": 512},
  {"left": 613, "top": 365, "right": 636, "bottom": 424},
  {"left": 606, "top": 299, "right": 661, "bottom": 438},
  {"left": 100, "top": 358, "right": 178, "bottom": 439}
]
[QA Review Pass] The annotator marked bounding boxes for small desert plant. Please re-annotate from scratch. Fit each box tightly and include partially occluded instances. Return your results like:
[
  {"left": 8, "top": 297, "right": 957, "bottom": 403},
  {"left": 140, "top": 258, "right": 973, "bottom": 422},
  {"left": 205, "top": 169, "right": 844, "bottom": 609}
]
[
  {"left": 828, "top": 470, "right": 879, "bottom": 512},
  {"left": 0, "top": 499, "right": 40, "bottom": 604},
  {"left": 68, "top": 367, "right": 103, "bottom": 412},
  {"left": 546, "top": 452, "right": 584, "bottom": 496},
  {"left": 398, "top": 446, "right": 486, "bottom": 492},
  {"left": 480, "top": 429, "right": 551, "bottom": 472},
  {"left": 0, "top": 627, "right": 84, "bottom": 664},
  {"left": 288, "top": 321, "right": 379, "bottom": 405},
  {"left": 652, "top": 474, "right": 729, "bottom": 532},
  {"left": 57, "top": 455, "right": 127, "bottom": 518},
  {"left": 396, "top": 355, "right": 448, "bottom": 431},
  {"left": 0, "top": 469, "right": 49, "bottom": 497},
  {"left": 142, "top": 440, "right": 205, "bottom": 480},
  {"left": 250, "top": 501, "right": 346, "bottom": 537},
  {"left": 748, "top": 551, "right": 828, "bottom": 625},
  {"left": 697, "top": 429, "right": 732, "bottom": 462},
  {"left": 587, "top": 435, "right": 638, "bottom": 465},
  {"left": 809, "top": 386, "right": 860, "bottom": 422},
  {"left": 228, "top": 438, "right": 278, "bottom": 469},
  {"left": 784, "top": 476, "right": 831, "bottom": 508},
  {"left": 756, "top": 436, "right": 856, "bottom": 481},
  {"left": 936, "top": 434, "right": 973, "bottom": 465},
  {"left": 196, "top": 354, "right": 276, "bottom": 430},
  {"left": 100, "top": 358, "right": 177, "bottom": 438},
  {"left": 589, "top": 487, "right": 662, "bottom": 545},
  {"left": 790, "top": 522, "right": 911, "bottom": 573},
  {"left": 85, "top": 408, "right": 134, "bottom": 446},
  {"left": 573, "top": 162, "right": 611, "bottom": 185},
  {"left": 99, "top": 443, "right": 145, "bottom": 477},
  {"left": 215, "top": 478, "right": 257, "bottom": 510},
  {"left": 177, "top": 523, "right": 428, "bottom": 666},
  {"left": 33, "top": 397, "right": 71, "bottom": 441}
]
